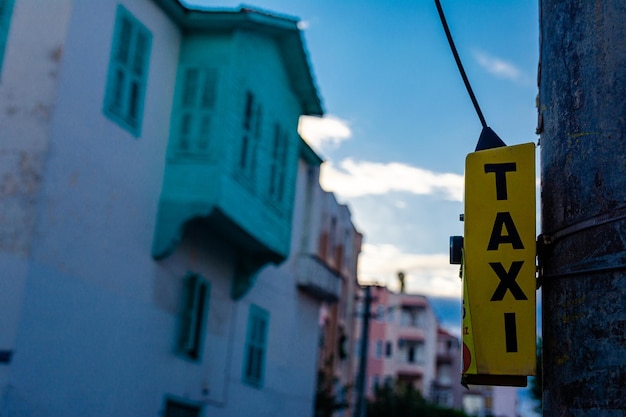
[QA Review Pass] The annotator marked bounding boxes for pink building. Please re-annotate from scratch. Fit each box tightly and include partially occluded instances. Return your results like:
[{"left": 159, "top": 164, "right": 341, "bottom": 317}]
[
  {"left": 355, "top": 286, "right": 520, "bottom": 417},
  {"left": 355, "top": 286, "right": 438, "bottom": 398},
  {"left": 431, "top": 328, "right": 464, "bottom": 409}
]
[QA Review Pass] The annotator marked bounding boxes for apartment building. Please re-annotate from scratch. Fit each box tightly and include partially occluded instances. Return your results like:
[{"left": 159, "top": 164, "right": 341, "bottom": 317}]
[
  {"left": 356, "top": 285, "right": 438, "bottom": 398},
  {"left": 431, "top": 328, "right": 464, "bottom": 410},
  {"left": 313, "top": 188, "right": 362, "bottom": 417},
  {"left": 355, "top": 286, "right": 519, "bottom": 417}
]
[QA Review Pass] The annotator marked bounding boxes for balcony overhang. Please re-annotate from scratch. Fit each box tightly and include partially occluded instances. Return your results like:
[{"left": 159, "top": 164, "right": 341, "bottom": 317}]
[
  {"left": 295, "top": 254, "right": 341, "bottom": 302},
  {"left": 397, "top": 370, "right": 424, "bottom": 380},
  {"left": 153, "top": 206, "right": 284, "bottom": 300}
]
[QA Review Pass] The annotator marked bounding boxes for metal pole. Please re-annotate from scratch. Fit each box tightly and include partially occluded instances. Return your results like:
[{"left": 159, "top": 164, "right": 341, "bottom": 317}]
[
  {"left": 354, "top": 285, "right": 372, "bottom": 417},
  {"left": 538, "top": 1, "right": 626, "bottom": 414}
]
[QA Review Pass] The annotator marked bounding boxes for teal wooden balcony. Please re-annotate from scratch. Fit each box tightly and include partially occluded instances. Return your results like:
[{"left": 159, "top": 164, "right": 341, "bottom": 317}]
[{"left": 151, "top": 4, "right": 323, "bottom": 299}]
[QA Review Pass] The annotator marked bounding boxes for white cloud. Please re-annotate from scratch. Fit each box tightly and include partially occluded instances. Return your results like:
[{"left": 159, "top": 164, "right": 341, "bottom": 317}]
[
  {"left": 298, "top": 115, "right": 352, "bottom": 153},
  {"left": 297, "top": 20, "right": 310, "bottom": 30},
  {"left": 473, "top": 50, "right": 528, "bottom": 84},
  {"left": 320, "top": 159, "right": 464, "bottom": 201},
  {"left": 357, "top": 243, "right": 462, "bottom": 298},
  {"left": 394, "top": 200, "right": 407, "bottom": 209}
]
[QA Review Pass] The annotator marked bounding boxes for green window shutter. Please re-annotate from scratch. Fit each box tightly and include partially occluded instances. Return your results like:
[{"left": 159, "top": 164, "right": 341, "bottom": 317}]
[
  {"left": 269, "top": 124, "right": 289, "bottom": 202},
  {"left": 178, "top": 273, "right": 210, "bottom": 361},
  {"left": 243, "top": 304, "right": 269, "bottom": 387},
  {"left": 0, "top": 0, "right": 15, "bottom": 79},
  {"left": 103, "top": 5, "right": 152, "bottom": 137},
  {"left": 174, "top": 67, "right": 217, "bottom": 154},
  {"left": 237, "top": 91, "right": 262, "bottom": 182}
]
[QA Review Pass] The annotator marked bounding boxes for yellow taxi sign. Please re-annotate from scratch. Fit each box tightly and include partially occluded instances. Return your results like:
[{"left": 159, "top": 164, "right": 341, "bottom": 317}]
[{"left": 462, "top": 142, "right": 536, "bottom": 386}]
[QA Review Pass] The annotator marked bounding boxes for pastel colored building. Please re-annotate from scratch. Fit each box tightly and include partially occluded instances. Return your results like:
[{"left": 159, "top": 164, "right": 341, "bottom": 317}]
[
  {"left": 313, "top": 189, "right": 363, "bottom": 417},
  {"left": 462, "top": 385, "right": 519, "bottom": 417},
  {"left": 431, "top": 328, "right": 464, "bottom": 410},
  {"left": 355, "top": 286, "right": 519, "bottom": 417},
  {"left": 0, "top": 1, "right": 363, "bottom": 416},
  {"left": 356, "top": 286, "right": 438, "bottom": 398}
]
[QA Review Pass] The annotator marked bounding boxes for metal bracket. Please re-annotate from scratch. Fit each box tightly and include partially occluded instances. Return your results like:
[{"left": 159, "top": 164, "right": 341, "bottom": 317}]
[
  {"left": 535, "top": 234, "right": 553, "bottom": 289},
  {"left": 536, "top": 208, "right": 626, "bottom": 283}
]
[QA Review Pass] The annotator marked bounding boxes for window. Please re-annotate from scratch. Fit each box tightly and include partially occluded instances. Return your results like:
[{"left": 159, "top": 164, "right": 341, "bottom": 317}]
[
  {"left": 376, "top": 305, "right": 385, "bottom": 321},
  {"left": 238, "top": 91, "right": 262, "bottom": 179},
  {"left": 164, "top": 398, "right": 201, "bottom": 417},
  {"left": 268, "top": 123, "right": 288, "bottom": 202},
  {"left": 175, "top": 66, "right": 218, "bottom": 153},
  {"left": 343, "top": 229, "right": 351, "bottom": 269},
  {"left": 243, "top": 304, "right": 269, "bottom": 387},
  {"left": 178, "top": 274, "right": 210, "bottom": 360},
  {"left": 338, "top": 331, "right": 348, "bottom": 360},
  {"left": 374, "top": 340, "right": 383, "bottom": 358},
  {"left": 437, "top": 363, "right": 453, "bottom": 385},
  {"left": 432, "top": 389, "right": 453, "bottom": 408},
  {"left": 404, "top": 340, "right": 425, "bottom": 364},
  {"left": 400, "top": 306, "right": 426, "bottom": 328},
  {"left": 0, "top": 0, "right": 15, "bottom": 79},
  {"left": 385, "top": 341, "right": 393, "bottom": 358},
  {"left": 103, "top": 5, "right": 151, "bottom": 137}
]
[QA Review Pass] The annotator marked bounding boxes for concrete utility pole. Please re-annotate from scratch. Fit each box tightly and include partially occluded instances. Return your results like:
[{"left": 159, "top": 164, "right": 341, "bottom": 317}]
[
  {"left": 354, "top": 285, "right": 372, "bottom": 417},
  {"left": 538, "top": 1, "right": 626, "bottom": 415}
]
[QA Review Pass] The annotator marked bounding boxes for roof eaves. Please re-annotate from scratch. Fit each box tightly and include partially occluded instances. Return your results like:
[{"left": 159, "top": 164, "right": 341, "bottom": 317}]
[
  {"left": 299, "top": 137, "right": 323, "bottom": 166},
  {"left": 153, "top": 0, "right": 324, "bottom": 116}
]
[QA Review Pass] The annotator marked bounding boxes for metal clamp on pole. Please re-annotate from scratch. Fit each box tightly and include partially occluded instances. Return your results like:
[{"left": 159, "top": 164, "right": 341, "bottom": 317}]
[{"left": 537, "top": 207, "right": 626, "bottom": 282}]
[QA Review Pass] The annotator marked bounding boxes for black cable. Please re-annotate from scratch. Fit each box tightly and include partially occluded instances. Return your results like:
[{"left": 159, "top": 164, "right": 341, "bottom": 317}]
[{"left": 434, "top": 0, "right": 487, "bottom": 129}]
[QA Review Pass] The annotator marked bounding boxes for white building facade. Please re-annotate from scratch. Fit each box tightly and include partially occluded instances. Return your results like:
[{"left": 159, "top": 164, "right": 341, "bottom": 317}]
[{"left": 0, "top": 1, "right": 356, "bottom": 416}]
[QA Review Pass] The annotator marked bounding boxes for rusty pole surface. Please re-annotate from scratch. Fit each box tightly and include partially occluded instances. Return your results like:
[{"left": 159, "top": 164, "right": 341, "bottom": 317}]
[{"left": 539, "top": 1, "right": 626, "bottom": 415}]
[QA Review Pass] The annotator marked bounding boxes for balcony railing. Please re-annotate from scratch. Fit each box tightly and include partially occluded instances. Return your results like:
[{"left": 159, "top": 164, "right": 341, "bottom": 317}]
[
  {"left": 295, "top": 254, "right": 341, "bottom": 302},
  {"left": 436, "top": 349, "right": 455, "bottom": 364}
]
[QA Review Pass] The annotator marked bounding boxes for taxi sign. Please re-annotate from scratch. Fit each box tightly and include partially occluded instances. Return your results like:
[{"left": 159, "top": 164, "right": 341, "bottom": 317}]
[{"left": 462, "top": 142, "right": 536, "bottom": 386}]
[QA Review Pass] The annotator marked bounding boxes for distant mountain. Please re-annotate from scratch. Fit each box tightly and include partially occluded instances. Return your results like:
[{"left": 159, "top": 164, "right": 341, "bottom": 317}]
[
  {"left": 427, "top": 296, "right": 462, "bottom": 336},
  {"left": 428, "top": 291, "right": 542, "bottom": 337}
]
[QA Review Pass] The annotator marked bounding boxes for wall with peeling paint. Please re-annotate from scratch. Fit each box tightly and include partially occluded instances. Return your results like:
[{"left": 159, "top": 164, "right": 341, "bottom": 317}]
[
  {"left": 1, "top": 0, "right": 181, "bottom": 413},
  {"left": 0, "top": 1, "right": 337, "bottom": 416},
  {"left": 0, "top": 0, "right": 74, "bottom": 396}
]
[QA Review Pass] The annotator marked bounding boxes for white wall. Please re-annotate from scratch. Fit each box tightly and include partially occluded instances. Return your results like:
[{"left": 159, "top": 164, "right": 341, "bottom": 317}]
[
  {"left": 3, "top": 1, "right": 327, "bottom": 416},
  {"left": 4, "top": 0, "right": 184, "bottom": 415},
  {"left": 491, "top": 386, "right": 519, "bottom": 417},
  {"left": 0, "top": 0, "right": 74, "bottom": 395},
  {"left": 31, "top": 0, "right": 179, "bottom": 293},
  {"left": 231, "top": 266, "right": 321, "bottom": 417}
]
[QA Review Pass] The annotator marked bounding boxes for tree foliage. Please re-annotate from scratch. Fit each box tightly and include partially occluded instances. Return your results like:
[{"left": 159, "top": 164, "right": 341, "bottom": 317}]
[
  {"left": 314, "top": 365, "right": 347, "bottom": 417},
  {"left": 367, "top": 382, "right": 468, "bottom": 417},
  {"left": 529, "top": 338, "right": 542, "bottom": 413}
]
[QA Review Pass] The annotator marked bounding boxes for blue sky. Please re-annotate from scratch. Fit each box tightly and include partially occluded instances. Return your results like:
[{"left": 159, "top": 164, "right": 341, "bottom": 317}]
[{"left": 186, "top": 0, "right": 540, "bottom": 300}]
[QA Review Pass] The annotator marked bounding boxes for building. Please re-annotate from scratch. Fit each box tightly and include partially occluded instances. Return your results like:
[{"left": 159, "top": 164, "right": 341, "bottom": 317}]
[
  {"left": 0, "top": 1, "right": 362, "bottom": 416},
  {"left": 462, "top": 385, "right": 519, "bottom": 417},
  {"left": 312, "top": 188, "right": 362, "bottom": 417},
  {"left": 431, "top": 328, "right": 464, "bottom": 410},
  {"left": 355, "top": 286, "right": 520, "bottom": 417},
  {"left": 356, "top": 285, "right": 438, "bottom": 398}
]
